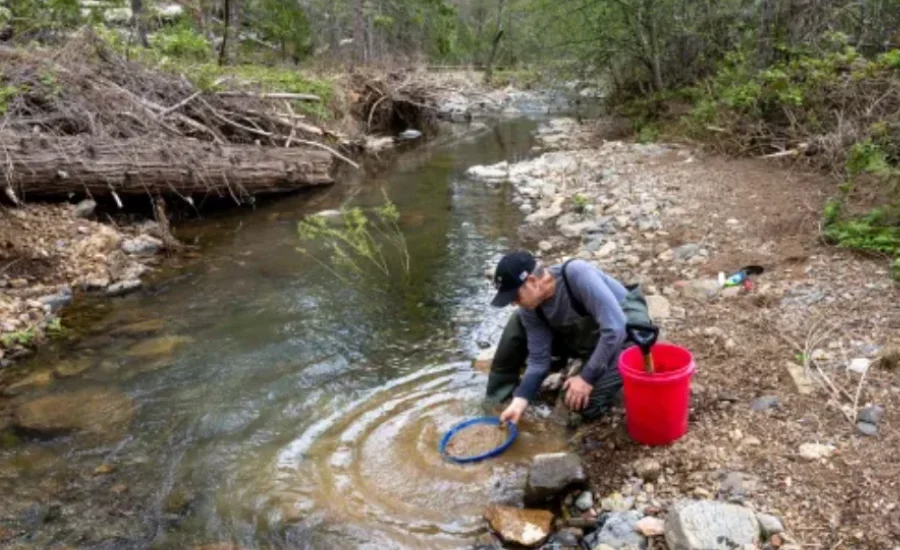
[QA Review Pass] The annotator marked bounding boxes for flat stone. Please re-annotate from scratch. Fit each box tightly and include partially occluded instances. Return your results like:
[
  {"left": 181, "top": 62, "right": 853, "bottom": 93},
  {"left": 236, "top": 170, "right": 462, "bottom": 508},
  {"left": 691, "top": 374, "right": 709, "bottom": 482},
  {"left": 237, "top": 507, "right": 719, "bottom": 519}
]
[
  {"left": 483, "top": 505, "right": 553, "bottom": 548},
  {"left": 585, "top": 510, "right": 645, "bottom": 549},
  {"left": 122, "top": 235, "right": 163, "bottom": 256},
  {"left": 858, "top": 405, "right": 884, "bottom": 425},
  {"left": 665, "top": 500, "right": 759, "bottom": 550},
  {"left": 520, "top": 204, "right": 534, "bottom": 215},
  {"left": 53, "top": 357, "right": 94, "bottom": 378},
  {"left": 678, "top": 279, "right": 721, "bottom": 301},
  {"left": 3, "top": 370, "right": 54, "bottom": 396},
  {"left": 635, "top": 516, "right": 665, "bottom": 537},
  {"left": 310, "top": 209, "right": 343, "bottom": 224},
  {"left": 125, "top": 335, "right": 192, "bottom": 360},
  {"left": 756, "top": 513, "right": 785, "bottom": 538},
  {"left": 539, "top": 241, "right": 553, "bottom": 253},
  {"left": 111, "top": 318, "right": 166, "bottom": 336},
  {"left": 856, "top": 422, "right": 878, "bottom": 436},
  {"left": 13, "top": 387, "right": 134, "bottom": 437},
  {"left": 646, "top": 295, "right": 670, "bottom": 320},
  {"left": 525, "top": 453, "right": 587, "bottom": 505},
  {"left": 798, "top": 443, "right": 835, "bottom": 460},
  {"left": 106, "top": 279, "right": 142, "bottom": 297},
  {"left": 634, "top": 458, "right": 662, "bottom": 482},
  {"left": 750, "top": 395, "right": 781, "bottom": 412},
  {"left": 38, "top": 288, "right": 73, "bottom": 313}
]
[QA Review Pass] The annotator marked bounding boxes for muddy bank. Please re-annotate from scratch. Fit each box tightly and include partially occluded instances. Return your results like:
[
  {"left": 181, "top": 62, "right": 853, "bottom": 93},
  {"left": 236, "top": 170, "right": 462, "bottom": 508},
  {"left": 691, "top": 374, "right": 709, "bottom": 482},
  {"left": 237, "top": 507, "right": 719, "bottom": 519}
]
[{"left": 467, "top": 118, "right": 899, "bottom": 548}]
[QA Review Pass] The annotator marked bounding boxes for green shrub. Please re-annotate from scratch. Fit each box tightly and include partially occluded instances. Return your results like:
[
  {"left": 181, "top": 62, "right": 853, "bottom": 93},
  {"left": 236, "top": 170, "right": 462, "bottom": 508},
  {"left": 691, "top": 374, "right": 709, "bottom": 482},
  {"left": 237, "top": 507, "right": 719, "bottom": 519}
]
[{"left": 150, "top": 22, "right": 211, "bottom": 61}]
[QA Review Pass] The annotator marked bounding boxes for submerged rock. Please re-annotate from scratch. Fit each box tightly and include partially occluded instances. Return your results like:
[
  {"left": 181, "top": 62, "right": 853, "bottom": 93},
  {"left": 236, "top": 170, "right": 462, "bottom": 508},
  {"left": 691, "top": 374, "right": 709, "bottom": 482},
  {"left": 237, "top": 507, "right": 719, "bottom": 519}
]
[
  {"left": 525, "top": 452, "right": 587, "bottom": 505},
  {"left": 665, "top": 500, "right": 759, "bottom": 550},
  {"left": 483, "top": 505, "right": 553, "bottom": 548},
  {"left": 53, "top": 357, "right": 94, "bottom": 378},
  {"left": 3, "top": 370, "right": 54, "bottom": 396},
  {"left": 111, "top": 318, "right": 166, "bottom": 336},
  {"left": 125, "top": 335, "right": 192, "bottom": 360},
  {"left": 13, "top": 387, "right": 135, "bottom": 437}
]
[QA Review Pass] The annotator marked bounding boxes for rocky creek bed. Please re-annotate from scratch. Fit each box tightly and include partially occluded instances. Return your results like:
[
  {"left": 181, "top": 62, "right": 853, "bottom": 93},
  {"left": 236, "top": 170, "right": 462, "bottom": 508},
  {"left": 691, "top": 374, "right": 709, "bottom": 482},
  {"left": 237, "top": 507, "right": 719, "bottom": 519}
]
[
  {"left": 1, "top": 106, "right": 898, "bottom": 549},
  {"left": 466, "top": 117, "right": 900, "bottom": 549}
]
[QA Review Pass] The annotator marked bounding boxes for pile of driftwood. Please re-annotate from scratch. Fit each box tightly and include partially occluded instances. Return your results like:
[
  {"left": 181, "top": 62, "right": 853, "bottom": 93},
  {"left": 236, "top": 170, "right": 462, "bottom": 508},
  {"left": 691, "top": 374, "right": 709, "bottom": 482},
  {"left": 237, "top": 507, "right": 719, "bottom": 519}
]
[
  {"left": 350, "top": 70, "right": 440, "bottom": 135},
  {"left": 0, "top": 30, "right": 352, "bottom": 207}
]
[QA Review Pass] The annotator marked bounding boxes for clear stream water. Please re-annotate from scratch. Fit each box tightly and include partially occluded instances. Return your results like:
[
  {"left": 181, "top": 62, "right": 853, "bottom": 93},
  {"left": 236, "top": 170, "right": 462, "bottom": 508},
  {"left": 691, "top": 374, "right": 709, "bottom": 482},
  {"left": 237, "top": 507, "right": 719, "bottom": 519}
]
[{"left": 1, "top": 118, "right": 569, "bottom": 550}]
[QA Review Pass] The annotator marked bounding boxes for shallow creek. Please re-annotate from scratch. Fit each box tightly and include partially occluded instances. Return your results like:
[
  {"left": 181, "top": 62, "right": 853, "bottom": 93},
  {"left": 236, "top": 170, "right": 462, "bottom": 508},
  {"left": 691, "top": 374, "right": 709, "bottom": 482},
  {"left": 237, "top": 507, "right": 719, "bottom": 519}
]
[{"left": 1, "top": 118, "right": 569, "bottom": 549}]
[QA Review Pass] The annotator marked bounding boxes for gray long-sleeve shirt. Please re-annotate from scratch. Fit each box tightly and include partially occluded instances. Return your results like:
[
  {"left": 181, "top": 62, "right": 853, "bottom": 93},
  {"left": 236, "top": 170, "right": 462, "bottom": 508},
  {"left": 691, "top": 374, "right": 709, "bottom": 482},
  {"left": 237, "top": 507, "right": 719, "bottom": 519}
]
[{"left": 514, "top": 260, "right": 628, "bottom": 401}]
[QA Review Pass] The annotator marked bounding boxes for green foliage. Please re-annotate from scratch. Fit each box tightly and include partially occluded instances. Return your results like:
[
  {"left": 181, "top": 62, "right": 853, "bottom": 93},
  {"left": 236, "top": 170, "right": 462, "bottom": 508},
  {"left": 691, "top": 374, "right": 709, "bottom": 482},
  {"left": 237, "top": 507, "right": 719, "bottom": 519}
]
[
  {"left": 297, "top": 192, "right": 411, "bottom": 289},
  {"left": 150, "top": 22, "right": 212, "bottom": 61},
  {"left": 248, "top": 0, "right": 314, "bottom": 61},
  {"left": 824, "top": 207, "right": 900, "bottom": 255},
  {"left": 0, "top": 84, "right": 21, "bottom": 115},
  {"left": 572, "top": 193, "right": 589, "bottom": 213},
  {"left": 5, "top": 0, "right": 82, "bottom": 36},
  {"left": 1, "top": 327, "right": 35, "bottom": 348},
  {"left": 846, "top": 140, "right": 892, "bottom": 177}
]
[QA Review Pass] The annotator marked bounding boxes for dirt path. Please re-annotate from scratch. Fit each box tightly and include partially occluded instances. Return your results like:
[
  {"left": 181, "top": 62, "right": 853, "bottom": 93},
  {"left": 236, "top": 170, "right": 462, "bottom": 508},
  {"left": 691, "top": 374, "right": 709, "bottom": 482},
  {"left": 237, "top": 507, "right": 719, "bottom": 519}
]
[{"left": 470, "top": 118, "right": 900, "bottom": 548}]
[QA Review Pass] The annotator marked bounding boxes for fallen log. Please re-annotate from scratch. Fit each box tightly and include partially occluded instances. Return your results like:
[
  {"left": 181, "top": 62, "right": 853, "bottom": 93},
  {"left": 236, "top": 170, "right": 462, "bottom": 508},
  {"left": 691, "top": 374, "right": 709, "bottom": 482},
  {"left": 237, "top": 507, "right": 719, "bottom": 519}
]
[
  {"left": 215, "top": 91, "right": 322, "bottom": 102},
  {"left": 1, "top": 133, "right": 334, "bottom": 202}
]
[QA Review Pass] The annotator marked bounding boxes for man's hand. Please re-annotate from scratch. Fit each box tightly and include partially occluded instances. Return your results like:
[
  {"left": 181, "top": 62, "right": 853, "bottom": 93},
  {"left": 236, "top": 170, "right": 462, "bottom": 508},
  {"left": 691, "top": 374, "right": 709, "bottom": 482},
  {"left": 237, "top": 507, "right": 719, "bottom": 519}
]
[
  {"left": 500, "top": 397, "right": 529, "bottom": 425},
  {"left": 563, "top": 376, "right": 593, "bottom": 411}
]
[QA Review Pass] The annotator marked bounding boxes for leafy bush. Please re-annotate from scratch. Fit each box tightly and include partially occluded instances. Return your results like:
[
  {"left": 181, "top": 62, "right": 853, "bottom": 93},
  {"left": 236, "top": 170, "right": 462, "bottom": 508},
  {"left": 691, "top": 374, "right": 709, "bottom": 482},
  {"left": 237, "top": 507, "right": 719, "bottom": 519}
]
[{"left": 150, "top": 22, "right": 211, "bottom": 61}]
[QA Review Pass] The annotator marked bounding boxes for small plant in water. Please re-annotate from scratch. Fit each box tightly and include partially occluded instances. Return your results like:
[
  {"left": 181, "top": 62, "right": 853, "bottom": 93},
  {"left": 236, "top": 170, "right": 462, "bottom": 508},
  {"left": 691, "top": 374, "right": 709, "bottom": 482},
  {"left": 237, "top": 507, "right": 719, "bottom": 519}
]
[{"left": 297, "top": 191, "right": 410, "bottom": 288}]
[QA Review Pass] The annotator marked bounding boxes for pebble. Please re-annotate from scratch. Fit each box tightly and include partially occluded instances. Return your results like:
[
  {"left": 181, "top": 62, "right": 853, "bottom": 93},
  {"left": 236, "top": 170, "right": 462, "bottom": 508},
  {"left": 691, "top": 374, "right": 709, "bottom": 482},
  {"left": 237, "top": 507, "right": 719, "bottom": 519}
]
[
  {"left": 750, "top": 395, "right": 781, "bottom": 412},
  {"left": 633, "top": 458, "right": 662, "bottom": 482},
  {"left": 848, "top": 358, "right": 870, "bottom": 374},
  {"left": 798, "top": 443, "right": 835, "bottom": 460},
  {"left": 634, "top": 515, "right": 665, "bottom": 536},
  {"left": 756, "top": 512, "right": 785, "bottom": 537},
  {"left": 693, "top": 487, "right": 711, "bottom": 498},
  {"left": 856, "top": 422, "right": 878, "bottom": 436},
  {"left": 574, "top": 491, "right": 594, "bottom": 512},
  {"left": 538, "top": 240, "right": 553, "bottom": 253},
  {"left": 858, "top": 405, "right": 884, "bottom": 425}
]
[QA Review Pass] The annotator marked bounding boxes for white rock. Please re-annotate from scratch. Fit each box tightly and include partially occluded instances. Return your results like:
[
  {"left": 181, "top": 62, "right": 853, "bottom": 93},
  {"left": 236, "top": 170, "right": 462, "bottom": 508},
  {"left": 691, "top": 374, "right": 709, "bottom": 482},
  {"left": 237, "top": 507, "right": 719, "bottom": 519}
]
[
  {"left": 848, "top": 358, "right": 870, "bottom": 374},
  {"left": 575, "top": 491, "right": 594, "bottom": 512},
  {"left": 799, "top": 443, "right": 835, "bottom": 461},
  {"left": 635, "top": 516, "right": 665, "bottom": 537},
  {"left": 646, "top": 295, "right": 671, "bottom": 320},
  {"left": 121, "top": 235, "right": 163, "bottom": 256},
  {"left": 665, "top": 500, "right": 760, "bottom": 550},
  {"left": 466, "top": 162, "right": 509, "bottom": 182},
  {"left": 595, "top": 241, "right": 618, "bottom": 258},
  {"left": 538, "top": 241, "right": 553, "bottom": 253}
]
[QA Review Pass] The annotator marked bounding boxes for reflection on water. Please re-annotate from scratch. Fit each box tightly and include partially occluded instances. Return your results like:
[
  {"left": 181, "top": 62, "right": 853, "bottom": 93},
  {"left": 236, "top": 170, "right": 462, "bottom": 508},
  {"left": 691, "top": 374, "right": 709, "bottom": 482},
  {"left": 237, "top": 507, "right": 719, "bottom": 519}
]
[{"left": 0, "top": 118, "right": 568, "bottom": 549}]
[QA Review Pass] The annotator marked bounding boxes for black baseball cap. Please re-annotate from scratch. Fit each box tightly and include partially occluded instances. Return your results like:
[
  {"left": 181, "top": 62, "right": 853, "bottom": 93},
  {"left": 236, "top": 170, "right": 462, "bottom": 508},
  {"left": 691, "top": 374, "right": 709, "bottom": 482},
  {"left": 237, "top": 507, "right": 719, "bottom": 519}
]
[{"left": 490, "top": 250, "right": 537, "bottom": 307}]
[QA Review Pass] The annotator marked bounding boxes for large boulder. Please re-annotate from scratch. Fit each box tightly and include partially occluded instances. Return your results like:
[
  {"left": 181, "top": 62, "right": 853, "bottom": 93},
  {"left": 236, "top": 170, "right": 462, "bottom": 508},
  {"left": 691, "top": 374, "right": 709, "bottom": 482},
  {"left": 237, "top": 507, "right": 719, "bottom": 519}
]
[
  {"left": 525, "top": 452, "right": 587, "bottom": 505},
  {"left": 483, "top": 505, "right": 553, "bottom": 548},
  {"left": 13, "top": 387, "right": 135, "bottom": 437},
  {"left": 665, "top": 500, "right": 760, "bottom": 550}
]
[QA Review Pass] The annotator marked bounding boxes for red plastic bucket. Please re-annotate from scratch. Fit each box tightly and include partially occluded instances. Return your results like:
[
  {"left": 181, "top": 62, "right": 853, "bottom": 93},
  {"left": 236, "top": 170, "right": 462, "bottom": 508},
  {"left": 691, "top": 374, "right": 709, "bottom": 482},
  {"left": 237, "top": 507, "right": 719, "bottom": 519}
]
[{"left": 618, "top": 342, "right": 696, "bottom": 446}]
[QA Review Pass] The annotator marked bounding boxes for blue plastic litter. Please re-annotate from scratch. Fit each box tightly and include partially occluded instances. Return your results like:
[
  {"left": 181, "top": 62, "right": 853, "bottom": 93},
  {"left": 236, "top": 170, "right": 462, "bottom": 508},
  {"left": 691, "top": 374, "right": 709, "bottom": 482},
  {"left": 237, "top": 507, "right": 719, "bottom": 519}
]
[{"left": 439, "top": 416, "right": 518, "bottom": 464}]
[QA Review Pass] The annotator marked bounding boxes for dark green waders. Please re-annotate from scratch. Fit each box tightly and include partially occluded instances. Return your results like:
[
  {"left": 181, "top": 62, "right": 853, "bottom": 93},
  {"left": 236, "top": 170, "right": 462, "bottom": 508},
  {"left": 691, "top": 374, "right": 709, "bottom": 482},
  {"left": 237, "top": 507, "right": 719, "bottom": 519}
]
[{"left": 484, "top": 285, "right": 654, "bottom": 421}]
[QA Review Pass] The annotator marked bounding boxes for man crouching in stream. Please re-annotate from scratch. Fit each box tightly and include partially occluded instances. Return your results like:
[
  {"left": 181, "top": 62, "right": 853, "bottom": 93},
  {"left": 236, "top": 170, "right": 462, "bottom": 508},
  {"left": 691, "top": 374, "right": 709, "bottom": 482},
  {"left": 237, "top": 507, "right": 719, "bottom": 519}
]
[{"left": 484, "top": 250, "right": 654, "bottom": 425}]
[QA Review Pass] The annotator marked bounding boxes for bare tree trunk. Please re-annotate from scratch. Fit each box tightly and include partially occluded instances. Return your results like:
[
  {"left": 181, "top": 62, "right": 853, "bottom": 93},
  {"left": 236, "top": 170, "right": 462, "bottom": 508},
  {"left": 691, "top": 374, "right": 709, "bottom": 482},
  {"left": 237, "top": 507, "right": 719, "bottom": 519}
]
[
  {"left": 218, "top": 0, "right": 242, "bottom": 65},
  {"left": 484, "top": 0, "right": 506, "bottom": 81},
  {"left": 2, "top": 134, "right": 334, "bottom": 201},
  {"left": 353, "top": 0, "right": 367, "bottom": 65},
  {"left": 130, "top": 0, "right": 149, "bottom": 48}
]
